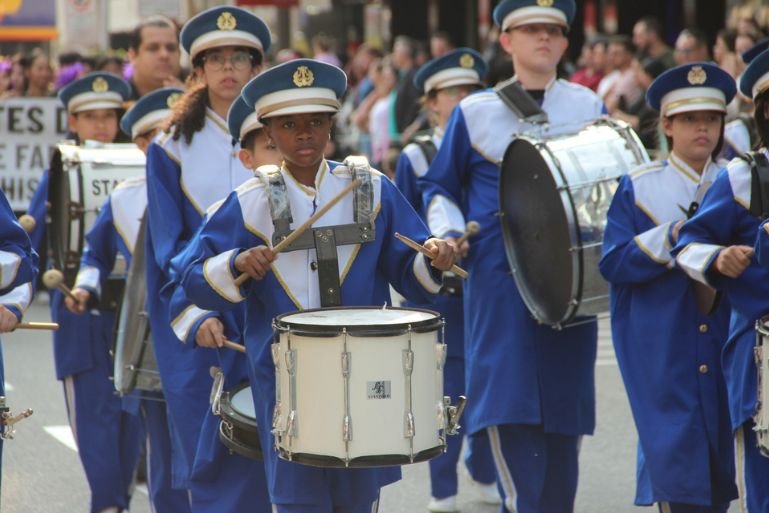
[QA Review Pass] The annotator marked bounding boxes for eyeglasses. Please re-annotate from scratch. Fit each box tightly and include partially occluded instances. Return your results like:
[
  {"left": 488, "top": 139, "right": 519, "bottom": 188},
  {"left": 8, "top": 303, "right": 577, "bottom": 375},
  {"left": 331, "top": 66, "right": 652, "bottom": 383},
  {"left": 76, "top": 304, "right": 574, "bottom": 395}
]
[
  {"left": 202, "top": 51, "right": 254, "bottom": 71},
  {"left": 506, "top": 23, "right": 565, "bottom": 37}
]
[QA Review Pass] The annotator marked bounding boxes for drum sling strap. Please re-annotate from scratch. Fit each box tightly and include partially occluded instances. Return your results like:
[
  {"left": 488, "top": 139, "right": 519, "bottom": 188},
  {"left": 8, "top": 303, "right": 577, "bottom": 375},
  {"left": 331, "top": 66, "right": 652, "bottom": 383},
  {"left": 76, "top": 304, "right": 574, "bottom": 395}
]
[
  {"left": 494, "top": 78, "right": 548, "bottom": 125},
  {"left": 745, "top": 151, "right": 769, "bottom": 219},
  {"left": 266, "top": 161, "right": 375, "bottom": 307}
]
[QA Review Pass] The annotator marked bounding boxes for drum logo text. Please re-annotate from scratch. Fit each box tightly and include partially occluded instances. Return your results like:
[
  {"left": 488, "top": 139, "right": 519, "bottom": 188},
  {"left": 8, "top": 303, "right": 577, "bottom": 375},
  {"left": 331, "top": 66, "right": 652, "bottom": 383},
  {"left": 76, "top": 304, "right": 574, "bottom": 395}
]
[{"left": 367, "top": 381, "right": 391, "bottom": 400}]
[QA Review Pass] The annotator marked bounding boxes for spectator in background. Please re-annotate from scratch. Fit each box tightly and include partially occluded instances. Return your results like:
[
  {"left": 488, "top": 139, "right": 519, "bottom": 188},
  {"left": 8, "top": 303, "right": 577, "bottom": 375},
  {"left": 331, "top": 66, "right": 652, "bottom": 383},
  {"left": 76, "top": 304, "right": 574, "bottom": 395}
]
[
  {"left": 97, "top": 56, "right": 125, "bottom": 77},
  {"left": 22, "top": 49, "right": 53, "bottom": 97},
  {"left": 736, "top": 31, "right": 762, "bottom": 61},
  {"left": 570, "top": 35, "right": 608, "bottom": 92},
  {"left": 274, "top": 48, "right": 304, "bottom": 64},
  {"left": 430, "top": 31, "right": 454, "bottom": 58},
  {"left": 714, "top": 29, "right": 740, "bottom": 78},
  {"left": 0, "top": 59, "right": 11, "bottom": 96},
  {"left": 127, "top": 15, "right": 182, "bottom": 100},
  {"left": 54, "top": 62, "right": 87, "bottom": 92},
  {"left": 632, "top": 16, "right": 676, "bottom": 69},
  {"left": 674, "top": 28, "right": 710, "bottom": 64},
  {"left": 599, "top": 36, "right": 643, "bottom": 112},
  {"left": 1, "top": 54, "right": 25, "bottom": 99},
  {"left": 311, "top": 33, "right": 342, "bottom": 67},
  {"left": 354, "top": 57, "right": 398, "bottom": 174},
  {"left": 609, "top": 56, "right": 668, "bottom": 150},
  {"left": 391, "top": 35, "right": 422, "bottom": 138}
]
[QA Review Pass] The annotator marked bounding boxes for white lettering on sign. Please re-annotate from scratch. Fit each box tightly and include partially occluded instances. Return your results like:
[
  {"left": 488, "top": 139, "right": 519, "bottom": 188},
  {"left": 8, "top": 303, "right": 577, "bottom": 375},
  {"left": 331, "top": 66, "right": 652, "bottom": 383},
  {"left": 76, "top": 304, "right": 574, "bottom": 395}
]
[{"left": 0, "top": 98, "right": 68, "bottom": 210}]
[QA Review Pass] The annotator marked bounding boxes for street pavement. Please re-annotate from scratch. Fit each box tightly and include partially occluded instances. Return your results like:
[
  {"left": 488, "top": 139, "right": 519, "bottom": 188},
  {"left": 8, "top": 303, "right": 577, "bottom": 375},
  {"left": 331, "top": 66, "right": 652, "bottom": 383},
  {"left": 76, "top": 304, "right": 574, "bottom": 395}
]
[{"left": 0, "top": 301, "right": 728, "bottom": 512}]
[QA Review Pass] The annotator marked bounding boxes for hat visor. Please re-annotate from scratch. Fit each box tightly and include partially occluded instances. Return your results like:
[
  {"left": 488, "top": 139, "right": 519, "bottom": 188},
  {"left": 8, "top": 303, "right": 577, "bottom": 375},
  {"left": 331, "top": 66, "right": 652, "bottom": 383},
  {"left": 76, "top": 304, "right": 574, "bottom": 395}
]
[{"left": 259, "top": 104, "right": 339, "bottom": 119}]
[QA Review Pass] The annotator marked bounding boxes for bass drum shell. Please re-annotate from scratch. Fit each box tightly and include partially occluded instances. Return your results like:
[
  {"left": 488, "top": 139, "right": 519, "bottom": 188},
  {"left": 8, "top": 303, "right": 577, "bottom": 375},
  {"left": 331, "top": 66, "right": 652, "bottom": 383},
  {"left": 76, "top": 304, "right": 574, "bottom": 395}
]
[
  {"left": 499, "top": 118, "right": 649, "bottom": 326},
  {"left": 113, "top": 213, "right": 162, "bottom": 395}
]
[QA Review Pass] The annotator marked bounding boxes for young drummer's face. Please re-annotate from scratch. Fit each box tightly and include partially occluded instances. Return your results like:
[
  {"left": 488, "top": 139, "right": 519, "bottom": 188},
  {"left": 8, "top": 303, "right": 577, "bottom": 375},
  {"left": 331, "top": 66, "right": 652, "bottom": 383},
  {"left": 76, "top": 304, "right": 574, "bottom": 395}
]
[
  {"left": 197, "top": 46, "right": 261, "bottom": 103},
  {"left": 68, "top": 108, "right": 119, "bottom": 143},
  {"left": 238, "top": 129, "right": 280, "bottom": 170},
  {"left": 263, "top": 113, "right": 333, "bottom": 171},
  {"left": 500, "top": 22, "right": 568, "bottom": 75},
  {"left": 663, "top": 110, "right": 723, "bottom": 164}
]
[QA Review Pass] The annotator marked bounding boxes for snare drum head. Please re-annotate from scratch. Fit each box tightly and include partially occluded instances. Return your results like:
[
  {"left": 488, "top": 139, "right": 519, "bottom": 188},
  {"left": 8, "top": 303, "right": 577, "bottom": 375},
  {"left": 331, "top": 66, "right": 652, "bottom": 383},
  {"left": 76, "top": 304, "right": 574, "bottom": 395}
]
[
  {"left": 276, "top": 307, "right": 441, "bottom": 335},
  {"left": 499, "top": 120, "right": 649, "bottom": 325},
  {"left": 231, "top": 386, "right": 255, "bottom": 420}
]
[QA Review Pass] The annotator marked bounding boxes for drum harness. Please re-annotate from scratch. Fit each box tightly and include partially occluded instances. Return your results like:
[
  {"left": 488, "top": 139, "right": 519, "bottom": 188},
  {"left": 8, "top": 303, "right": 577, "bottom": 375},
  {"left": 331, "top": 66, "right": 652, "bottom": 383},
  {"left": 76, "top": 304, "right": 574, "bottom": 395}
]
[{"left": 265, "top": 159, "right": 375, "bottom": 308}]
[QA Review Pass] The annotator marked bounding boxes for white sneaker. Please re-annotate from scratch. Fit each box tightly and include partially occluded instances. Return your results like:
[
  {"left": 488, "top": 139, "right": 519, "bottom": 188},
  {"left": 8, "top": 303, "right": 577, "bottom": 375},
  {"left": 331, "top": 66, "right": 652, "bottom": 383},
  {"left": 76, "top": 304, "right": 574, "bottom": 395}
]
[
  {"left": 474, "top": 481, "right": 502, "bottom": 505},
  {"left": 427, "top": 495, "right": 458, "bottom": 512}
]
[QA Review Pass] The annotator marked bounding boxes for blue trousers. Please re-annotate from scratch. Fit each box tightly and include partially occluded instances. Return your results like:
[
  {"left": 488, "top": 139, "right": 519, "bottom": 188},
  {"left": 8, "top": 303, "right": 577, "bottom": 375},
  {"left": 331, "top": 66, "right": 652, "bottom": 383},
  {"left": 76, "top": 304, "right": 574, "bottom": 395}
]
[
  {"left": 63, "top": 359, "right": 143, "bottom": 512},
  {"left": 141, "top": 398, "right": 191, "bottom": 513},
  {"left": 486, "top": 424, "right": 580, "bottom": 513},
  {"left": 429, "top": 356, "right": 496, "bottom": 499},
  {"left": 275, "top": 491, "right": 379, "bottom": 513},
  {"left": 657, "top": 502, "right": 729, "bottom": 513},
  {"left": 736, "top": 421, "right": 769, "bottom": 512}
]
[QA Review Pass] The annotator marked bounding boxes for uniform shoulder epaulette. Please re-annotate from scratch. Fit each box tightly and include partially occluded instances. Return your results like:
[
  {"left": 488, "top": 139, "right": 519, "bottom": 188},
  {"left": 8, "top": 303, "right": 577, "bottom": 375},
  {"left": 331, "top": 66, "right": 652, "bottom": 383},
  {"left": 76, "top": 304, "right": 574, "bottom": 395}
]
[
  {"left": 112, "top": 175, "right": 146, "bottom": 193},
  {"left": 629, "top": 161, "right": 664, "bottom": 179}
]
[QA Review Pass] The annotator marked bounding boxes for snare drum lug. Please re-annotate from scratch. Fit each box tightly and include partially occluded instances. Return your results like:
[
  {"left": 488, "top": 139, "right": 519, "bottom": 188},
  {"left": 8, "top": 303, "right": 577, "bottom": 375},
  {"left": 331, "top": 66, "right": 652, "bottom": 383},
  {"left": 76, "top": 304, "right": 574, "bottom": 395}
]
[
  {"left": 285, "top": 350, "right": 296, "bottom": 376},
  {"left": 435, "top": 344, "right": 447, "bottom": 371},
  {"left": 287, "top": 410, "right": 297, "bottom": 438},
  {"left": 341, "top": 351, "right": 350, "bottom": 377},
  {"left": 272, "top": 403, "right": 281, "bottom": 430},
  {"left": 343, "top": 415, "right": 352, "bottom": 442},
  {"left": 402, "top": 349, "right": 414, "bottom": 375},
  {"left": 404, "top": 411, "right": 415, "bottom": 439}
]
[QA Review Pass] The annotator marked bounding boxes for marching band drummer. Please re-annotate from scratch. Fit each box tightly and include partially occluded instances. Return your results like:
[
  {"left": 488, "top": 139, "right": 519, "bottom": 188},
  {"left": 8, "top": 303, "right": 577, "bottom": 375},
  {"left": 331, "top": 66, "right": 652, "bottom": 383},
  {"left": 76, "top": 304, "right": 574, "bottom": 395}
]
[
  {"left": 0, "top": 188, "right": 37, "bottom": 493},
  {"left": 143, "top": 5, "right": 270, "bottom": 508},
  {"left": 64, "top": 87, "right": 191, "bottom": 513},
  {"left": 673, "top": 48, "right": 769, "bottom": 511},
  {"left": 393, "top": 48, "right": 500, "bottom": 512},
  {"left": 418, "top": 1, "right": 604, "bottom": 511},
  {"left": 25, "top": 72, "right": 143, "bottom": 513},
  {"left": 164, "top": 97, "right": 279, "bottom": 513},
  {"left": 600, "top": 63, "right": 738, "bottom": 512},
  {"left": 175, "top": 59, "right": 457, "bottom": 513}
]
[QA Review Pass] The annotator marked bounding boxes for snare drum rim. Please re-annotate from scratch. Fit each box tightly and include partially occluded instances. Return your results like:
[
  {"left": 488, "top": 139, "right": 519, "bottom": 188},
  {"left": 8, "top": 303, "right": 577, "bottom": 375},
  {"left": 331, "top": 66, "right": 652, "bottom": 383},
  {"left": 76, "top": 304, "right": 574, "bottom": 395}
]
[
  {"left": 218, "top": 381, "right": 258, "bottom": 429},
  {"left": 273, "top": 306, "right": 442, "bottom": 337}
]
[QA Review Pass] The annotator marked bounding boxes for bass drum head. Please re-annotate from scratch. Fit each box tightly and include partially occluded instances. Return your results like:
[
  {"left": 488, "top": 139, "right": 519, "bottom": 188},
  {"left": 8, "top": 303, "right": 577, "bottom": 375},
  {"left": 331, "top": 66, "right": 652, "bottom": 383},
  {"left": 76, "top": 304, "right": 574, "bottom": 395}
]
[
  {"left": 218, "top": 382, "right": 262, "bottom": 460},
  {"left": 274, "top": 307, "right": 442, "bottom": 337},
  {"left": 47, "top": 147, "right": 78, "bottom": 282},
  {"left": 499, "top": 138, "right": 574, "bottom": 325}
]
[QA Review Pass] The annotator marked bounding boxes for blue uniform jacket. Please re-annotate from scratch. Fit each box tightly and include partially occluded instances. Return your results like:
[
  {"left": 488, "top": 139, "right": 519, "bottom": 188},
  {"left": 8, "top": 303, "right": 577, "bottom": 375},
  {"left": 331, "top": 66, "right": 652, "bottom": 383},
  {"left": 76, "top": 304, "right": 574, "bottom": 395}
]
[
  {"left": 177, "top": 160, "right": 444, "bottom": 504},
  {"left": 600, "top": 156, "right": 736, "bottom": 506},
  {"left": 144, "top": 111, "right": 254, "bottom": 487},
  {"left": 674, "top": 155, "right": 769, "bottom": 432},
  {"left": 418, "top": 79, "right": 603, "bottom": 436},
  {"left": 0, "top": 190, "right": 36, "bottom": 295}
]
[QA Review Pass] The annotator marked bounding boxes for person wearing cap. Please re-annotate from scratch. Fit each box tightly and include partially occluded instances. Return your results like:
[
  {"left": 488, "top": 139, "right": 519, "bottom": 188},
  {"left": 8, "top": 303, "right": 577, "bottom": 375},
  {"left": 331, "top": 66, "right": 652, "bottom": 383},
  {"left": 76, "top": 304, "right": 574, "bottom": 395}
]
[
  {"left": 164, "top": 96, "right": 279, "bottom": 513},
  {"left": 62, "top": 87, "right": 191, "bottom": 513},
  {"left": 143, "top": 5, "right": 270, "bottom": 506},
  {"left": 393, "top": 48, "right": 499, "bottom": 513},
  {"left": 0, "top": 190, "right": 38, "bottom": 493},
  {"left": 24, "top": 71, "right": 143, "bottom": 513},
  {"left": 418, "top": 1, "right": 603, "bottom": 510},
  {"left": 675, "top": 47, "right": 769, "bottom": 510},
  {"left": 175, "top": 58, "right": 457, "bottom": 513},
  {"left": 601, "top": 63, "right": 738, "bottom": 512}
]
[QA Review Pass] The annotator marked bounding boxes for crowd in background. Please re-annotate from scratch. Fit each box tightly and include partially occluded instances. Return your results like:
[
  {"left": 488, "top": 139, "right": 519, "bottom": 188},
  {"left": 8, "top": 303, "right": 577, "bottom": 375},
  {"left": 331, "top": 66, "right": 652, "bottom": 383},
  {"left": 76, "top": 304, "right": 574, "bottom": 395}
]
[{"left": 4, "top": 3, "right": 769, "bottom": 173}]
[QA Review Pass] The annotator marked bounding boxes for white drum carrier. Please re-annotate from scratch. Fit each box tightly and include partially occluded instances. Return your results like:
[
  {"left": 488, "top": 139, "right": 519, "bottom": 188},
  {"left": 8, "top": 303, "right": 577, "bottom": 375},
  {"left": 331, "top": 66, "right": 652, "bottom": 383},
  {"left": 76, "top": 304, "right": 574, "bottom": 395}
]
[{"left": 271, "top": 307, "right": 464, "bottom": 467}]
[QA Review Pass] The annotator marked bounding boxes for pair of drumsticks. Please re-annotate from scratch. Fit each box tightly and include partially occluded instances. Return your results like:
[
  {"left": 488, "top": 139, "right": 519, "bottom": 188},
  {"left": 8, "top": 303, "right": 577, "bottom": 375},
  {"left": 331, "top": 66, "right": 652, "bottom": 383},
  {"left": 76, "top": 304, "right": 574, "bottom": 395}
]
[{"left": 232, "top": 180, "right": 475, "bottom": 285}]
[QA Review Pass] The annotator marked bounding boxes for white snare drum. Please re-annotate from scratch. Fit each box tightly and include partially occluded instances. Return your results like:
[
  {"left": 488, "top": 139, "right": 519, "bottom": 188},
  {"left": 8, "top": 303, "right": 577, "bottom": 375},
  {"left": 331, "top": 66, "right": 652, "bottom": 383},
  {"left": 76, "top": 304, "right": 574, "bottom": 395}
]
[
  {"left": 48, "top": 142, "right": 145, "bottom": 282},
  {"left": 271, "top": 307, "right": 451, "bottom": 467},
  {"left": 499, "top": 118, "right": 650, "bottom": 326},
  {"left": 755, "top": 316, "right": 769, "bottom": 455}
]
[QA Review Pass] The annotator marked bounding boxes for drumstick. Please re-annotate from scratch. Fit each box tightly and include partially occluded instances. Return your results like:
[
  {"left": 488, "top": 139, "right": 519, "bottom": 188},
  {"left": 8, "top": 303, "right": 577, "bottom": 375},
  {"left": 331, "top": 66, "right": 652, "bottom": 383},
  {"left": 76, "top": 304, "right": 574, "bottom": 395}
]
[
  {"left": 222, "top": 339, "right": 246, "bottom": 354},
  {"left": 233, "top": 178, "right": 362, "bottom": 286},
  {"left": 16, "top": 322, "right": 59, "bottom": 331},
  {"left": 18, "top": 215, "right": 36, "bottom": 233},
  {"left": 394, "top": 233, "right": 468, "bottom": 279},
  {"left": 41, "top": 269, "right": 80, "bottom": 303},
  {"left": 455, "top": 221, "right": 480, "bottom": 246}
]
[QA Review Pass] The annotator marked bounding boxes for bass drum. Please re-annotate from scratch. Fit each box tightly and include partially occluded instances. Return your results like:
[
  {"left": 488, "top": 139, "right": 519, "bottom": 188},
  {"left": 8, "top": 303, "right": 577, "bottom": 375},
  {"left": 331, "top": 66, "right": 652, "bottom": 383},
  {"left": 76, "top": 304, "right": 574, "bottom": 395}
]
[
  {"left": 113, "top": 213, "right": 162, "bottom": 395},
  {"left": 755, "top": 315, "right": 769, "bottom": 456},
  {"left": 48, "top": 141, "right": 146, "bottom": 286},
  {"left": 499, "top": 118, "right": 650, "bottom": 326}
]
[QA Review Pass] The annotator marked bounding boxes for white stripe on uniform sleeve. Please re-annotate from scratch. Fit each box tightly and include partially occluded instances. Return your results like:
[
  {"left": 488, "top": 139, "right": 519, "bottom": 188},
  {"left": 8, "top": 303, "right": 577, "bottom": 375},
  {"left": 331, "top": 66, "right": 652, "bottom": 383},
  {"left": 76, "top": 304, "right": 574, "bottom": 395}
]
[
  {"left": 413, "top": 254, "right": 442, "bottom": 294},
  {"left": 171, "top": 305, "right": 214, "bottom": 344},
  {"left": 74, "top": 265, "right": 102, "bottom": 295},
  {"left": 633, "top": 222, "right": 674, "bottom": 268},
  {"left": 203, "top": 249, "right": 244, "bottom": 303},
  {"left": 675, "top": 242, "right": 723, "bottom": 286},
  {"left": 0, "top": 251, "right": 21, "bottom": 290},
  {"left": 0, "top": 283, "right": 33, "bottom": 314},
  {"left": 427, "top": 195, "right": 466, "bottom": 238}
]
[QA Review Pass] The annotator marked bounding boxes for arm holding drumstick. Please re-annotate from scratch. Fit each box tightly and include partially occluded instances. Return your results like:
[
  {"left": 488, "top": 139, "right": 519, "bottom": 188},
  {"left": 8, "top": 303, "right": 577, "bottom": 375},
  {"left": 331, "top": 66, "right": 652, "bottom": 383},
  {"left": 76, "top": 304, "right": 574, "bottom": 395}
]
[
  {"left": 233, "top": 179, "right": 362, "bottom": 286},
  {"left": 42, "top": 269, "right": 88, "bottom": 313}
]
